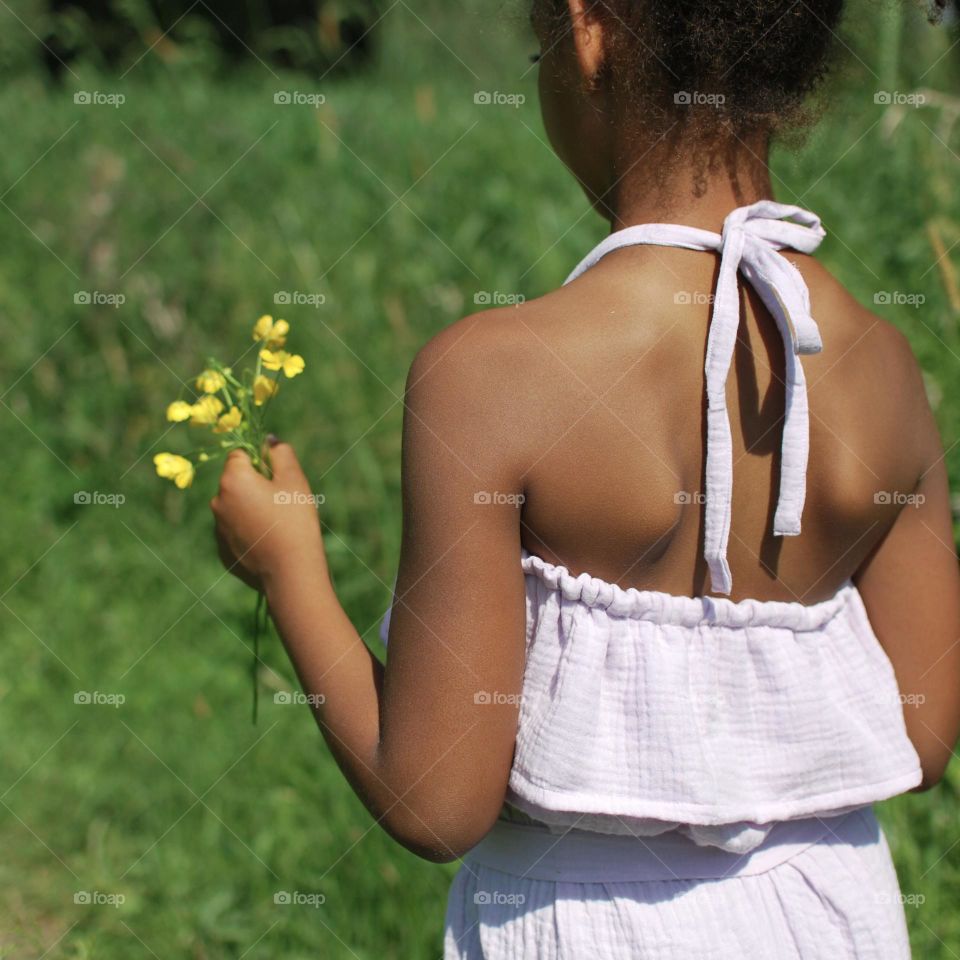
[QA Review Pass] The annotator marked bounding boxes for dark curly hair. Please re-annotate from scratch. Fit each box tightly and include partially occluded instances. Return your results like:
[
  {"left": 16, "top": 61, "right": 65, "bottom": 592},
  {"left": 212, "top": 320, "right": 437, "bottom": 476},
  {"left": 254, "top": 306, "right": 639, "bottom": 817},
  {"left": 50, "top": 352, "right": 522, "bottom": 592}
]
[{"left": 535, "top": 0, "right": 846, "bottom": 142}]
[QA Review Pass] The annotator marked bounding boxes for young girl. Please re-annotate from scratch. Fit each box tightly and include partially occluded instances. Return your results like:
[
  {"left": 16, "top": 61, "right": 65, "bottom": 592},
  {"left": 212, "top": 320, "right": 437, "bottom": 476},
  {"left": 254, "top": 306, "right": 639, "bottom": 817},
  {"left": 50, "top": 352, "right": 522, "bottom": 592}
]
[{"left": 210, "top": 1, "right": 960, "bottom": 956}]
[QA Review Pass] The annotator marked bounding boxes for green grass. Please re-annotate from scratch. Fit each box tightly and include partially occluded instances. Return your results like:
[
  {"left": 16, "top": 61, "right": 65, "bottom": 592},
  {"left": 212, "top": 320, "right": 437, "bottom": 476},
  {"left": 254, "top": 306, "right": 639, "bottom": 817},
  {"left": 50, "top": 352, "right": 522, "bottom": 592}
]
[{"left": 0, "top": 0, "right": 959, "bottom": 956}]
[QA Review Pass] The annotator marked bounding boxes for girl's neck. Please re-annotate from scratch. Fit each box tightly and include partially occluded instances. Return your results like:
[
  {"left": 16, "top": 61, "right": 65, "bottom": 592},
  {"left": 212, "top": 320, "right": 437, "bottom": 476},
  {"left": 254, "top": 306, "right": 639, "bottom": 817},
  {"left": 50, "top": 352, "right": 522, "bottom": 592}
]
[{"left": 604, "top": 132, "right": 775, "bottom": 234}]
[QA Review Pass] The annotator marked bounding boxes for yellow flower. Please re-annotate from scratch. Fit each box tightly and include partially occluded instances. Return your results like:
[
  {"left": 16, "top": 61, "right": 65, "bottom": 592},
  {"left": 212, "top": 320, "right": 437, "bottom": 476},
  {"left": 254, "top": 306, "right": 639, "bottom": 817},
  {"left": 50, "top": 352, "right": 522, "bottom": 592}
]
[
  {"left": 252, "top": 314, "right": 273, "bottom": 340},
  {"left": 259, "top": 348, "right": 305, "bottom": 378},
  {"left": 196, "top": 369, "right": 226, "bottom": 394},
  {"left": 154, "top": 453, "right": 194, "bottom": 489},
  {"left": 253, "top": 374, "right": 279, "bottom": 406},
  {"left": 213, "top": 405, "right": 242, "bottom": 434},
  {"left": 190, "top": 394, "right": 224, "bottom": 425},
  {"left": 253, "top": 315, "right": 289, "bottom": 347},
  {"left": 166, "top": 400, "right": 194, "bottom": 422}
]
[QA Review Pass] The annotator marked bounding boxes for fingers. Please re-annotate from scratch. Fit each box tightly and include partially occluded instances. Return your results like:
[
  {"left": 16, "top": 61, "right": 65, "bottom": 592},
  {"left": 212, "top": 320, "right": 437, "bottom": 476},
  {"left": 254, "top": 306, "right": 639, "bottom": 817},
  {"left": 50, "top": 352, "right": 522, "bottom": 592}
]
[
  {"left": 266, "top": 441, "right": 309, "bottom": 489},
  {"left": 224, "top": 448, "right": 254, "bottom": 471},
  {"left": 219, "top": 449, "right": 254, "bottom": 488},
  {"left": 213, "top": 523, "right": 261, "bottom": 590},
  {"left": 219, "top": 444, "right": 306, "bottom": 491},
  {"left": 218, "top": 448, "right": 267, "bottom": 495}
]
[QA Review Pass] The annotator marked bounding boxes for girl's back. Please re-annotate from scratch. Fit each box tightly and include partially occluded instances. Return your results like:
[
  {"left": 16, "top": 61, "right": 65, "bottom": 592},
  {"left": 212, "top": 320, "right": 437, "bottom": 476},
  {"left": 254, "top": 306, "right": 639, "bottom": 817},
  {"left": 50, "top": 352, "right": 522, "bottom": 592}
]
[
  {"left": 486, "top": 243, "right": 934, "bottom": 603},
  {"left": 406, "top": 209, "right": 958, "bottom": 815}
]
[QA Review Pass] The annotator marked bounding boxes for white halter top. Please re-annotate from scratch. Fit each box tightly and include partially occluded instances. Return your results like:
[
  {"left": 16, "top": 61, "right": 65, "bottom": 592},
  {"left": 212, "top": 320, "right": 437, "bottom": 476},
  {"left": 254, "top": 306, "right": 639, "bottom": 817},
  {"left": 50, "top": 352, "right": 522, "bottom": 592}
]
[
  {"left": 564, "top": 200, "right": 826, "bottom": 595},
  {"left": 378, "top": 200, "right": 922, "bottom": 854}
]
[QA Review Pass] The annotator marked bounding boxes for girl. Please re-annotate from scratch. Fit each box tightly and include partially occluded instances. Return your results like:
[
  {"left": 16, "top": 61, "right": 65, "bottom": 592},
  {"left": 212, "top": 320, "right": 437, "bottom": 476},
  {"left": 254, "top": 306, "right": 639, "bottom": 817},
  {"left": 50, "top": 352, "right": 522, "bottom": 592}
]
[{"left": 211, "top": 1, "right": 960, "bottom": 956}]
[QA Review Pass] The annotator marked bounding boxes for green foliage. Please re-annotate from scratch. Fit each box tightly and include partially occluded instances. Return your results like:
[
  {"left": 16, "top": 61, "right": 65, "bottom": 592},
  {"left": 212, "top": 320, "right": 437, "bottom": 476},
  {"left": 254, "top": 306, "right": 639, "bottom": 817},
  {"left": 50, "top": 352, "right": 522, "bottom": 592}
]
[{"left": 0, "top": 0, "right": 958, "bottom": 956}]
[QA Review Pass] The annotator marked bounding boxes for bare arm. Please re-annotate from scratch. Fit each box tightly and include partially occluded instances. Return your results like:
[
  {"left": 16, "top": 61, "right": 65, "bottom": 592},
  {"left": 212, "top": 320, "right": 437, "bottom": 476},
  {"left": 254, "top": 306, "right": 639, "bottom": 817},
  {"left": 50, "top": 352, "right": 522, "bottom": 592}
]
[
  {"left": 853, "top": 338, "right": 960, "bottom": 790},
  {"left": 211, "top": 314, "right": 528, "bottom": 862}
]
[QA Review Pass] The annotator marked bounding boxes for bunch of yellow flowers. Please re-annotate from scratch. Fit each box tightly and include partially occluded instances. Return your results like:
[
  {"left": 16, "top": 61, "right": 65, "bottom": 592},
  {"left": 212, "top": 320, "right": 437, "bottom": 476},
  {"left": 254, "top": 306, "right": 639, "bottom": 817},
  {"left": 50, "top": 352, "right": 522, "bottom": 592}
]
[{"left": 154, "top": 315, "right": 305, "bottom": 488}]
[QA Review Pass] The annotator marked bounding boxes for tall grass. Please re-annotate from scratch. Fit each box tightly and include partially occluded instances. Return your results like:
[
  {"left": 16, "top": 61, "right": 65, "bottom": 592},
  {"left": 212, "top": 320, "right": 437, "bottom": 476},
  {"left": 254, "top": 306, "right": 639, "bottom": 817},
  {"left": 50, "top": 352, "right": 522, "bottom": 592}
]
[{"left": 0, "top": 0, "right": 958, "bottom": 956}]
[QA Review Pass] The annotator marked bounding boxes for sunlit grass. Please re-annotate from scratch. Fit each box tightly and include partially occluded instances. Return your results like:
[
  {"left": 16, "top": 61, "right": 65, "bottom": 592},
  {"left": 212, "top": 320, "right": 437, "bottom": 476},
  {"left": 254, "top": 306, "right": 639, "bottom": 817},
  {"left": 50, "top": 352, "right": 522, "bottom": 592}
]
[{"left": 0, "top": 1, "right": 958, "bottom": 956}]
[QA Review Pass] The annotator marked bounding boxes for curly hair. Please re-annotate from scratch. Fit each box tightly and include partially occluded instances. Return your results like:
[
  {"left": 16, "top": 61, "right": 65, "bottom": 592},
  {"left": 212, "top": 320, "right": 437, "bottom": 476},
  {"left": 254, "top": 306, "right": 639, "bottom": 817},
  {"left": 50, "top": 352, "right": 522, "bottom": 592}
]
[{"left": 535, "top": 0, "right": 846, "bottom": 142}]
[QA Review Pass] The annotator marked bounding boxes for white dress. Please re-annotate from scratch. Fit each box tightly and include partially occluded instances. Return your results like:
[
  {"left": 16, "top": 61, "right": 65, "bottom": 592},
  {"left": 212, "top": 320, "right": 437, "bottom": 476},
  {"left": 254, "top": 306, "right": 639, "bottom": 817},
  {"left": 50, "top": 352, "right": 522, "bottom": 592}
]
[{"left": 380, "top": 201, "right": 922, "bottom": 959}]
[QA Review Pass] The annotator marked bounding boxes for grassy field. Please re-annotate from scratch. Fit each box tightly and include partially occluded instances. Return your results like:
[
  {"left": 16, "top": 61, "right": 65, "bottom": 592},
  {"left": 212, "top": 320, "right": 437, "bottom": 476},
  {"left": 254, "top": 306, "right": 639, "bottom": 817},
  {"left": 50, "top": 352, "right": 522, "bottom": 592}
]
[{"left": 1, "top": 0, "right": 959, "bottom": 956}]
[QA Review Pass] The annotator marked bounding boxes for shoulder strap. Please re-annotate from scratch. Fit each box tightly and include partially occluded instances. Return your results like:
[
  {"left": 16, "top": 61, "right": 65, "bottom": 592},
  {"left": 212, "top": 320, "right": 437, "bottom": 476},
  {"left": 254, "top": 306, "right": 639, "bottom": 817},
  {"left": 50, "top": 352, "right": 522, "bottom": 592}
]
[{"left": 563, "top": 201, "right": 826, "bottom": 595}]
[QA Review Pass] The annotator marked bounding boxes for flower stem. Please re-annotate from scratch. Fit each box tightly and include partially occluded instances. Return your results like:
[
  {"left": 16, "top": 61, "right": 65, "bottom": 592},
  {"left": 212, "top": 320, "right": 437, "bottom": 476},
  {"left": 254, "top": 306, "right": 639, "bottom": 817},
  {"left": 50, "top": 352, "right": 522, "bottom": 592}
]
[{"left": 252, "top": 589, "right": 267, "bottom": 724}]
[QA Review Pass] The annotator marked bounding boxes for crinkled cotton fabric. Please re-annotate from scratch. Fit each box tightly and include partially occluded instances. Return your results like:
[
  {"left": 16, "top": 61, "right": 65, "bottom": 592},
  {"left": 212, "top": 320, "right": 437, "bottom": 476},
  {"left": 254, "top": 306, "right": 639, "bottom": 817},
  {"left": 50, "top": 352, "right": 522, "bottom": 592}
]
[
  {"left": 444, "top": 807, "right": 911, "bottom": 960},
  {"left": 506, "top": 549, "right": 922, "bottom": 854}
]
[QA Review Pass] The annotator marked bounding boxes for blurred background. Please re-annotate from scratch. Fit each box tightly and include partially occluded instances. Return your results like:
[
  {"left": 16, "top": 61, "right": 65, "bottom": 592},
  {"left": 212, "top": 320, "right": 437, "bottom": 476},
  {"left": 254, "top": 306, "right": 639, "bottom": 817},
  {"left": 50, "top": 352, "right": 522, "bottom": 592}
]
[{"left": 0, "top": 0, "right": 958, "bottom": 956}]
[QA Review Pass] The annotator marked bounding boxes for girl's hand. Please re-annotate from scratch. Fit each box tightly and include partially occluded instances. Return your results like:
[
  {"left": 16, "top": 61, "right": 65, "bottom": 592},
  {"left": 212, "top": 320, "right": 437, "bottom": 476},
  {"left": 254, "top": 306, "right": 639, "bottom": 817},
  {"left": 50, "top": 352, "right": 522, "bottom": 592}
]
[{"left": 210, "top": 441, "right": 327, "bottom": 591}]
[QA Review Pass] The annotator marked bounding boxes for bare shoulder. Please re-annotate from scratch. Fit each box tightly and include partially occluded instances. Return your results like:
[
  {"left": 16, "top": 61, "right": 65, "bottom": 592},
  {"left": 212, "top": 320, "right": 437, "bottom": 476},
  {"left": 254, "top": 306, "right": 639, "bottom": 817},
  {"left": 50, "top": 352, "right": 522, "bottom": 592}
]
[
  {"left": 807, "top": 259, "right": 929, "bottom": 407},
  {"left": 403, "top": 301, "right": 554, "bottom": 478},
  {"left": 408, "top": 304, "right": 537, "bottom": 392},
  {"left": 803, "top": 258, "right": 941, "bottom": 475},
  {"left": 864, "top": 306, "right": 942, "bottom": 468}
]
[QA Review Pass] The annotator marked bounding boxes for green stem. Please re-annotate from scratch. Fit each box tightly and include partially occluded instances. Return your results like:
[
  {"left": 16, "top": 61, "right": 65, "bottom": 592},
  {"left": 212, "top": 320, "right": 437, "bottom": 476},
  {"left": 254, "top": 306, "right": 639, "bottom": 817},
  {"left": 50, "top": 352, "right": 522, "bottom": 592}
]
[
  {"left": 223, "top": 368, "right": 244, "bottom": 389},
  {"left": 252, "top": 589, "right": 266, "bottom": 724}
]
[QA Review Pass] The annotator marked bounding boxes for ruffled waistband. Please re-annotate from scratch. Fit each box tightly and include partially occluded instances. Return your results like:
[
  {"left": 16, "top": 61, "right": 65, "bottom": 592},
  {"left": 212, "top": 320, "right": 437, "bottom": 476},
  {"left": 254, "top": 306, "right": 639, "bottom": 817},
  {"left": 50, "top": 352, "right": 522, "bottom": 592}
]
[
  {"left": 521, "top": 549, "right": 854, "bottom": 631},
  {"left": 464, "top": 808, "right": 876, "bottom": 883}
]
